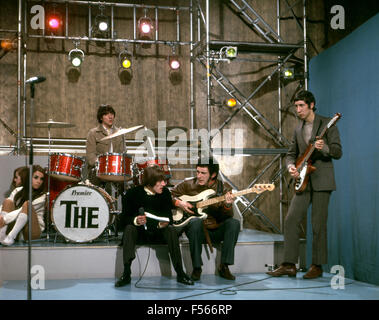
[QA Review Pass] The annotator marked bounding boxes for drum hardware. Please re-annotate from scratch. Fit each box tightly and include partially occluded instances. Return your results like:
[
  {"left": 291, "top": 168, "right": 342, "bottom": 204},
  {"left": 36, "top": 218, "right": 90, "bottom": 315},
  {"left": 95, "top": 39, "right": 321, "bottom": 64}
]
[{"left": 33, "top": 119, "right": 75, "bottom": 242}]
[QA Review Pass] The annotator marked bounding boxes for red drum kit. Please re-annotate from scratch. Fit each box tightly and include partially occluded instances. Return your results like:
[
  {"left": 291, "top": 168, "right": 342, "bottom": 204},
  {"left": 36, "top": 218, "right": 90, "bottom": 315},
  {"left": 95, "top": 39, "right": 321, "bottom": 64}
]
[
  {"left": 34, "top": 120, "right": 172, "bottom": 243},
  {"left": 96, "top": 153, "right": 133, "bottom": 182}
]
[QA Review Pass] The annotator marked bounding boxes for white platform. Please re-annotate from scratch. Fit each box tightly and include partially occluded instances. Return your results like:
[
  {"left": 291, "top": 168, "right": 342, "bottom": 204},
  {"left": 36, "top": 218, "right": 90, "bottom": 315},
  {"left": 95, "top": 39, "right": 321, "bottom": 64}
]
[{"left": 0, "top": 229, "right": 306, "bottom": 281}]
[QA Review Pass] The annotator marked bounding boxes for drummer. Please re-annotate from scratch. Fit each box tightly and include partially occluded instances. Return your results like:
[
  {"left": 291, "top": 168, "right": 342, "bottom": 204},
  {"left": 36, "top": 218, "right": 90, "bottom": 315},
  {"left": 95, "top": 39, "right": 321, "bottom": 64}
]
[{"left": 86, "top": 104, "right": 125, "bottom": 188}]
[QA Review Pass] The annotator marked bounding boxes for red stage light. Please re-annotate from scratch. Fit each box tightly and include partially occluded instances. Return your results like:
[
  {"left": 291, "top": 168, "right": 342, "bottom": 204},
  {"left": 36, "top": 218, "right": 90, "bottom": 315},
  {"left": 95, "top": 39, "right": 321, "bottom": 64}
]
[
  {"left": 141, "top": 22, "right": 151, "bottom": 34},
  {"left": 48, "top": 17, "right": 60, "bottom": 29}
]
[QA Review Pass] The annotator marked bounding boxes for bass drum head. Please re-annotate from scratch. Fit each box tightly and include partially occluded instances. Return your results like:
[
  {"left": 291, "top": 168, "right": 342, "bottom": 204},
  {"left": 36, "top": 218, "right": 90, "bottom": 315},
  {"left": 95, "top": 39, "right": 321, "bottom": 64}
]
[{"left": 52, "top": 185, "right": 110, "bottom": 243}]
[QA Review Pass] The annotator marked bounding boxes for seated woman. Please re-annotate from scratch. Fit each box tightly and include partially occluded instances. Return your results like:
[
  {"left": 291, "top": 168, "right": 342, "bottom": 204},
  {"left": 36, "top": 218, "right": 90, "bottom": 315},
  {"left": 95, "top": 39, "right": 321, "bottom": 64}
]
[
  {"left": 0, "top": 165, "right": 47, "bottom": 246},
  {"left": 3, "top": 166, "right": 28, "bottom": 199}
]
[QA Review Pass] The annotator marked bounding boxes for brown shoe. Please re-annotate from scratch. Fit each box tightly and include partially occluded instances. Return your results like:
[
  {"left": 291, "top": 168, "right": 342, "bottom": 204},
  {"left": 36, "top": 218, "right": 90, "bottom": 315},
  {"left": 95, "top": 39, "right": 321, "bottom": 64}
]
[
  {"left": 303, "top": 264, "right": 322, "bottom": 279},
  {"left": 266, "top": 264, "right": 297, "bottom": 277},
  {"left": 191, "top": 268, "right": 202, "bottom": 281},
  {"left": 218, "top": 264, "right": 235, "bottom": 280}
]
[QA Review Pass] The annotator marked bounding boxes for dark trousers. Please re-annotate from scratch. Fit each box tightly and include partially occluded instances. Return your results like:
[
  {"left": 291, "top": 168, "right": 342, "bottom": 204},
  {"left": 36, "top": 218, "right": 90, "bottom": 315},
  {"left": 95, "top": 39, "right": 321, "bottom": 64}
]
[
  {"left": 284, "top": 187, "right": 331, "bottom": 265},
  {"left": 122, "top": 224, "right": 185, "bottom": 276},
  {"left": 183, "top": 217, "right": 240, "bottom": 269}
]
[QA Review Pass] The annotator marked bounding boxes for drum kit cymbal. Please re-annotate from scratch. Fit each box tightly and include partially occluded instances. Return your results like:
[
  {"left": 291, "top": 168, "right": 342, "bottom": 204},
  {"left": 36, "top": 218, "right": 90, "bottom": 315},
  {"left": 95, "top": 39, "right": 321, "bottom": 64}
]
[
  {"left": 100, "top": 124, "right": 144, "bottom": 141},
  {"left": 33, "top": 119, "right": 76, "bottom": 128}
]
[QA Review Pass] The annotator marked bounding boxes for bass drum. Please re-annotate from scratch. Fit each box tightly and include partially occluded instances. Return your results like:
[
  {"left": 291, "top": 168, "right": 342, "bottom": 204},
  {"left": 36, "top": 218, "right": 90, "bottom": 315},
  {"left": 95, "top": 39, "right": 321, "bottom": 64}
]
[{"left": 52, "top": 185, "right": 114, "bottom": 243}]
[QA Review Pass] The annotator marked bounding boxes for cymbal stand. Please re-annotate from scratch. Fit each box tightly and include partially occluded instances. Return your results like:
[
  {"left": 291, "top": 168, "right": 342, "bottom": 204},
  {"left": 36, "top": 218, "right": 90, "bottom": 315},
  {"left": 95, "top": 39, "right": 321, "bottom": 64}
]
[{"left": 46, "top": 124, "right": 52, "bottom": 242}]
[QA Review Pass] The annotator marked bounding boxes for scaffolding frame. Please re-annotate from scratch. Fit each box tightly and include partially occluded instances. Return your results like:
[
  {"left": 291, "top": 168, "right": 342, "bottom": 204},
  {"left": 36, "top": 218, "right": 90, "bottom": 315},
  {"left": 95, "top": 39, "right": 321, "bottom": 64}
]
[
  {"left": 192, "top": 0, "right": 308, "bottom": 233},
  {"left": 0, "top": 0, "right": 309, "bottom": 234}
]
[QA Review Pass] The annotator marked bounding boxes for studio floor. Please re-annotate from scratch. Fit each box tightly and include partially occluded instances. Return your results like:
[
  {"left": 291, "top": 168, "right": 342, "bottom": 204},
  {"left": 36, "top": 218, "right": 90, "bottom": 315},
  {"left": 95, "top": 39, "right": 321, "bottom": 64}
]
[{"left": 1, "top": 272, "right": 378, "bottom": 301}]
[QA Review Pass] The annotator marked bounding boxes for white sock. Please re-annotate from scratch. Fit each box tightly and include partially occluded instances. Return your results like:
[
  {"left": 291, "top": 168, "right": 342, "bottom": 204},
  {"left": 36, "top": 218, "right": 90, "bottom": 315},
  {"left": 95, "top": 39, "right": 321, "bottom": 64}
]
[
  {"left": 2, "top": 210, "right": 20, "bottom": 225},
  {"left": 7, "top": 212, "right": 28, "bottom": 241},
  {"left": 0, "top": 212, "right": 7, "bottom": 241}
]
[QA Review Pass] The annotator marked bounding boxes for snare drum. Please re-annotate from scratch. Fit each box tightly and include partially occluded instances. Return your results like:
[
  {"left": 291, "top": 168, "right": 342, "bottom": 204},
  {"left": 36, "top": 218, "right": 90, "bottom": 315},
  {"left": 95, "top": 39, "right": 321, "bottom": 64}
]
[
  {"left": 49, "top": 153, "right": 84, "bottom": 182},
  {"left": 134, "top": 157, "right": 171, "bottom": 184},
  {"left": 52, "top": 185, "right": 114, "bottom": 243},
  {"left": 96, "top": 153, "right": 132, "bottom": 182}
]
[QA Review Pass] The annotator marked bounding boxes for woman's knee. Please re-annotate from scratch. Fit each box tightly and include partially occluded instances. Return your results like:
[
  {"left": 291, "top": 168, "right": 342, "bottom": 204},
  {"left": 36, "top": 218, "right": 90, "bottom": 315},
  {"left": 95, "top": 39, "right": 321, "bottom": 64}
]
[{"left": 2, "top": 199, "right": 15, "bottom": 212}]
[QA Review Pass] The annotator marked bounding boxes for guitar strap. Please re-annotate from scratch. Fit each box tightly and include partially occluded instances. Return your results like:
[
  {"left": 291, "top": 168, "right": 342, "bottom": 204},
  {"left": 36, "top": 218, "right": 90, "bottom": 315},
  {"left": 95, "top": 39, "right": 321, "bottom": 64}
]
[{"left": 216, "top": 179, "right": 224, "bottom": 196}]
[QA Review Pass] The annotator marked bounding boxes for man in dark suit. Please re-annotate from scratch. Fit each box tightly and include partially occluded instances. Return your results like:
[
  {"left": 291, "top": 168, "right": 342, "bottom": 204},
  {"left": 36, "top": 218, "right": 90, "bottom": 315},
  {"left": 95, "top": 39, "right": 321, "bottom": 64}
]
[
  {"left": 267, "top": 90, "right": 342, "bottom": 279},
  {"left": 115, "top": 165, "right": 193, "bottom": 287}
]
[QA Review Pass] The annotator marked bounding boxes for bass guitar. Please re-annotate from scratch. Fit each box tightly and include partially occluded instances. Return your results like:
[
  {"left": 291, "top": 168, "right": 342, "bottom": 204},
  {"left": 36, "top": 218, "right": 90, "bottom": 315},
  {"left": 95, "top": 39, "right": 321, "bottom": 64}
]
[
  {"left": 172, "top": 184, "right": 275, "bottom": 227},
  {"left": 294, "top": 113, "right": 341, "bottom": 193}
]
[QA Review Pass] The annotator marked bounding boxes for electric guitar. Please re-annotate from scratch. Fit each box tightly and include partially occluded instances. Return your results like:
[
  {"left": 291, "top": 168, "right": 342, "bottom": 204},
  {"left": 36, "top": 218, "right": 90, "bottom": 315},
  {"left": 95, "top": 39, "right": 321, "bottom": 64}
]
[
  {"left": 172, "top": 184, "right": 275, "bottom": 227},
  {"left": 294, "top": 113, "right": 341, "bottom": 193}
]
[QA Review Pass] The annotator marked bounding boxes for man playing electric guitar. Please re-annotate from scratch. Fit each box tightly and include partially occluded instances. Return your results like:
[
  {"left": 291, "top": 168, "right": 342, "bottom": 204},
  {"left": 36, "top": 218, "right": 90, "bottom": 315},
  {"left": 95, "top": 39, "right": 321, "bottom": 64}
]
[
  {"left": 171, "top": 157, "right": 240, "bottom": 281},
  {"left": 267, "top": 90, "right": 342, "bottom": 279}
]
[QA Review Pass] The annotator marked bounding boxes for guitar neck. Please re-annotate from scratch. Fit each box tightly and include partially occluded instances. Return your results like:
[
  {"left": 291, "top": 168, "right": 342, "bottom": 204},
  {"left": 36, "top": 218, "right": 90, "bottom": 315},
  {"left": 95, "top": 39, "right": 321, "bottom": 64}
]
[
  {"left": 301, "top": 122, "right": 329, "bottom": 163},
  {"left": 197, "top": 188, "right": 254, "bottom": 208}
]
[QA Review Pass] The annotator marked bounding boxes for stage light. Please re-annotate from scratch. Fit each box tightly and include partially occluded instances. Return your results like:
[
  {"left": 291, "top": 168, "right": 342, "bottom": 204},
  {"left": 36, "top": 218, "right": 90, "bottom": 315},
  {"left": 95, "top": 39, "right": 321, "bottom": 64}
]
[
  {"left": 1, "top": 39, "right": 17, "bottom": 51},
  {"left": 224, "top": 98, "right": 237, "bottom": 108},
  {"left": 68, "top": 48, "right": 84, "bottom": 67},
  {"left": 48, "top": 17, "right": 60, "bottom": 29},
  {"left": 94, "top": 14, "right": 110, "bottom": 35},
  {"left": 282, "top": 67, "right": 294, "bottom": 79},
  {"left": 225, "top": 46, "right": 237, "bottom": 58},
  {"left": 46, "top": 13, "right": 63, "bottom": 35},
  {"left": 138, "top": 16, "right": 153, "bottom": 40},
  {"left": 119, "top": 50, "right": 132, "bottom": 69},
  {"left": 169, "top": 56, "right": 180, "bottom": 70}
]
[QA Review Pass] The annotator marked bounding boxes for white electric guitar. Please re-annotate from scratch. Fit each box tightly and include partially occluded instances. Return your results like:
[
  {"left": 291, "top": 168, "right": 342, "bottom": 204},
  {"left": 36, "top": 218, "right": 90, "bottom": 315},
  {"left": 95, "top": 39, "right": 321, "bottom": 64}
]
[{"left": 172, "top": 184, "right": 275, "bottom": 227}]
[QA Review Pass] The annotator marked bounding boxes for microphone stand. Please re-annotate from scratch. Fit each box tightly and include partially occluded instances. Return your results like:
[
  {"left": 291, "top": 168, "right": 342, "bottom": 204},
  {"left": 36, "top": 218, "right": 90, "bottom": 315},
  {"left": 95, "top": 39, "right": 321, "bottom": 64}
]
[
  {"left": 27, "top": 83, "right": 35, "bottom": 301},
  {"left": 26, "top": 77, "right": 45, "bottom": 300},
  {"left": 46, "top": 124, "right": 52, "bottom": 242}
]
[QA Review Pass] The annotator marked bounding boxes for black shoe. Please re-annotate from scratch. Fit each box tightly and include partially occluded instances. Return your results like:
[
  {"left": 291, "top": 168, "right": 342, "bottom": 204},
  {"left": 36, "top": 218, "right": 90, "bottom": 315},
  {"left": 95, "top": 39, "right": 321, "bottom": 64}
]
[
  {"left": 191, "top": 268, "right": 202, "bottom": 281},
  {"left": 177, "top": 273, "right": 194, "bottom": 285},
  {"left": 115, "top": 274, "right": 131, "bottom": 287}
]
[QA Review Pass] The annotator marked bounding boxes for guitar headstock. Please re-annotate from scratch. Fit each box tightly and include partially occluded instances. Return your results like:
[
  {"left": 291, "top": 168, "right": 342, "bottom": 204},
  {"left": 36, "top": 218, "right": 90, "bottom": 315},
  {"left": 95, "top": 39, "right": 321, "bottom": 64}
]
[
  {"left": 327, "top": 113, "right": 342, "bottom": 128},
  {"left": 251, "top": 184, "right": 275, "bottom": 194}
]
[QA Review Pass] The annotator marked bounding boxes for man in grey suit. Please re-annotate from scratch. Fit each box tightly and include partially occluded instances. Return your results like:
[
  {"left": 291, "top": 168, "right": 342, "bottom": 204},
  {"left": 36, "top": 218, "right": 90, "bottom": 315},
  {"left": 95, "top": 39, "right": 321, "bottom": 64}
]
[{"left": 267, "top": 90, "right": 342, "bottom": 279}]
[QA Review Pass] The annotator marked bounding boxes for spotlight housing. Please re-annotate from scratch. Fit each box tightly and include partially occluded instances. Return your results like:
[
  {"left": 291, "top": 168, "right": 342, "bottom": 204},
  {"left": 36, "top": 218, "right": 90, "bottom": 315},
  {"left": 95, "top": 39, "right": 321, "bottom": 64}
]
[
  {"left": 138, "top": 16, "right": 153, "bottom": 40},
  {"left": 282, "top": 67, "right": 294, "bottom": 79},
  {"left": 68, "top": 48, "right": 84, "bottom": 67},
  {"left": 119, "top": 51, "right": 132, "bottom": 69},
  {"left": 94, "top": 14, "right": 110, "bottom": 36},
  {"left": 225, "top": 46, "right": 237, "bottom": 58}
]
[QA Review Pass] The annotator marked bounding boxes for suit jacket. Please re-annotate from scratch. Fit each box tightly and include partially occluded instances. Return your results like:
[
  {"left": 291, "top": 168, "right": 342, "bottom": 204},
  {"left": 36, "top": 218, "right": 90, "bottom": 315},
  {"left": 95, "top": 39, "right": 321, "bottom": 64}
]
[
  {"left": 85, "top": 124, "right": 124, "bottom": 168},
  {"left": 119, "top": 185, "right": 173, "bottom": 233},
  {"left": 286, "top": 113, "right": 342, "bottom": 191}
]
